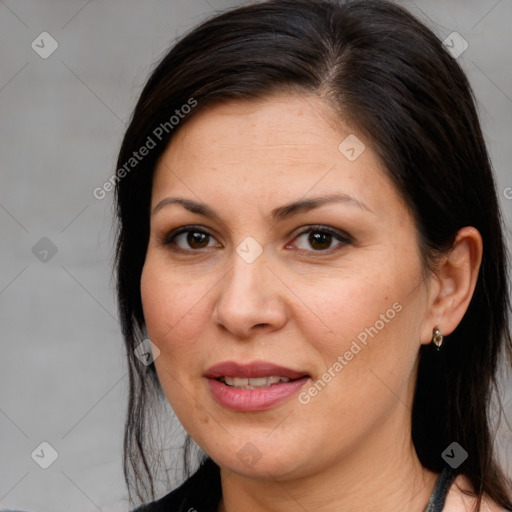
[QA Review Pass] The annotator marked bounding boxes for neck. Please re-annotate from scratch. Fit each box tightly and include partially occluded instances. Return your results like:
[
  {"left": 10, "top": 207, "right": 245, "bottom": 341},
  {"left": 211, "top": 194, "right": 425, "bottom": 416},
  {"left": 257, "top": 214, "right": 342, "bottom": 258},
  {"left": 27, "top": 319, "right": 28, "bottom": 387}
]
[{"left": 218, "top": 413, "right": 438, "bottom": 512}]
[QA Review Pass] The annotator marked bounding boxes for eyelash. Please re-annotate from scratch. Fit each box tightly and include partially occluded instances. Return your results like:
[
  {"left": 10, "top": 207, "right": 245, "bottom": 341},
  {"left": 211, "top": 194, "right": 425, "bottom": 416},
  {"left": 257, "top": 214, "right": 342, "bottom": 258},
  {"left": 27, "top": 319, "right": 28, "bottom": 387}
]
[{"left": 161, "top": 224, "right": 352, "bottom": 255}]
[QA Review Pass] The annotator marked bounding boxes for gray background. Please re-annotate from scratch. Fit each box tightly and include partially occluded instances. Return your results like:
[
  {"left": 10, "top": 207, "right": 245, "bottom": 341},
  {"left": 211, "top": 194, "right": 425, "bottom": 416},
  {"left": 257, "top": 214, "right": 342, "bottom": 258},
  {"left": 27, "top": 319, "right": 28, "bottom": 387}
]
[{"left": 1, "top": 0, "right": 511, "bottom": 511}]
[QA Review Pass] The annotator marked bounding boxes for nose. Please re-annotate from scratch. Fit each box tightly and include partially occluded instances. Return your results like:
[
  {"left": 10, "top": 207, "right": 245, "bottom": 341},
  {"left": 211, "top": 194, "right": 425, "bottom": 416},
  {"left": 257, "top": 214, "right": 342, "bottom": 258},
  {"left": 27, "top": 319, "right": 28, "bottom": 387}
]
[{"left": 212, "top": 247, "right": 288, "bottom": 339}]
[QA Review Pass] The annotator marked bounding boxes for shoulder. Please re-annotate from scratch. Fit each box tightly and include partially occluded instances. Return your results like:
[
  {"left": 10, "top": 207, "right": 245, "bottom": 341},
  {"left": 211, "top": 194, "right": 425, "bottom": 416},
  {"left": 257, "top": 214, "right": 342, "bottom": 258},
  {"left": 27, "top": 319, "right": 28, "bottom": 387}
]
[
  {"left": 443, "top": 474, "right": 510, "bottom": 512},
  {"left": 130, "top": 457, "right": 221, "bottom": 512}
]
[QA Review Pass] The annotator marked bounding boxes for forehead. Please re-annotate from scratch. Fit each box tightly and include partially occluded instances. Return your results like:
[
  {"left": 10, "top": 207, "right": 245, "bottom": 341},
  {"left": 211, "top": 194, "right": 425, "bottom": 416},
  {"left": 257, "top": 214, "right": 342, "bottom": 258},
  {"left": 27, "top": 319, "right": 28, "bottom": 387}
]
[
  {"left": 151, "top": 93, "right": 406, "bottom": 221},
  {"left": 162, "top": 93, "right": 349, "bottom": 162}
]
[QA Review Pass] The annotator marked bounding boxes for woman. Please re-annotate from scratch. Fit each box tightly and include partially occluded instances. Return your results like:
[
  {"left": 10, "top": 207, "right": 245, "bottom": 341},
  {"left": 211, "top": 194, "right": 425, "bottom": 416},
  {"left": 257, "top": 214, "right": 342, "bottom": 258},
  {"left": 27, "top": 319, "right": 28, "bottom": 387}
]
[{"left": 113, "top": 0, "right": 512, "bottom": 510}]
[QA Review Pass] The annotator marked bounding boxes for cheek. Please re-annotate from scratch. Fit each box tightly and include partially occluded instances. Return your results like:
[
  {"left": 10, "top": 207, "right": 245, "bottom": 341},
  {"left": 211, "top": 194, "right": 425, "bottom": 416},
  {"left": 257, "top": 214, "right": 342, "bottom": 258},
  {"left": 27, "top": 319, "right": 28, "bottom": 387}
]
[
  {"left": 302, "top": 268, "right": 397, "bottom": 346},
  {"left": 140, "top": 259, "right": 216, "bottom": 424},
  {"left": 299, "top": 259, "right": 424, "bottom": 391},
  {"left": 140, "top": 259, "right": 209, "bottom": 361}
]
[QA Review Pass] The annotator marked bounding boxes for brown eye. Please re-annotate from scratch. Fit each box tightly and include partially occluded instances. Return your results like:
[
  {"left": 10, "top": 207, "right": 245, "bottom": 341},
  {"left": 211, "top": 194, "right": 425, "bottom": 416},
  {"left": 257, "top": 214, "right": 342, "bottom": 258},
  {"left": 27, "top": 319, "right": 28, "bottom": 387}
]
[
  {"left": 291, "top": 226, "right": 351, "bottom": 253},
  {"left": 163, "top": 226, "right": 219, "bottom": 251},
  {"left": 308, "top": 232, "right": 333, "bottom": 250},
  {"left": 186, "top": 231, "right": 210, "bottom": 249}
]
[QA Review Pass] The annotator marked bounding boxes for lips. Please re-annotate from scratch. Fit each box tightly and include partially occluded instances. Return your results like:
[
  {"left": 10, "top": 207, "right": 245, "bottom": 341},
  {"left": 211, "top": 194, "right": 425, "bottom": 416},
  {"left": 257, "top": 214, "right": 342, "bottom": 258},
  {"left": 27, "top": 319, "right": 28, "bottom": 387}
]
[
  {"left": 205, "top": 361, "right": 308, "bottom": 380},
  {"left": 205, "top": 361, "right": 310, "bottom": 411}
]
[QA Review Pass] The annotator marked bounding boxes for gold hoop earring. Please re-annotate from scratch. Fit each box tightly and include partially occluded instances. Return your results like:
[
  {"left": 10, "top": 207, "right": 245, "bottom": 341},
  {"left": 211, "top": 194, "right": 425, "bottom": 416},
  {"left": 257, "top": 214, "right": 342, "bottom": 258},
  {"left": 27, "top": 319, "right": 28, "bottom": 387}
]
[{"left": 432, "top": 327, "right": 444, "bottom": 350}]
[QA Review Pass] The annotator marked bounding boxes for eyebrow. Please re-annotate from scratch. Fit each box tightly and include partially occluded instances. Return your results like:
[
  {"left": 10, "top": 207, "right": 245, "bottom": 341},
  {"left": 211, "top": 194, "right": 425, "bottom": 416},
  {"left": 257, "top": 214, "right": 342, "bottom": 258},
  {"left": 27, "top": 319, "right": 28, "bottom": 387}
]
[{"left": 152, "top": 192, "right": 372, "bottom": 221}]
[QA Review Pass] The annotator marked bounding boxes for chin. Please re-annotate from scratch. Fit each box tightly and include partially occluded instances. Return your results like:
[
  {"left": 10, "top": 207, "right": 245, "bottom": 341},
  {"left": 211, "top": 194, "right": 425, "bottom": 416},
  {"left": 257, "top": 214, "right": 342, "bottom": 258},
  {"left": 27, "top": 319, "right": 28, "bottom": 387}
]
[{"left": 205, "top": 439, "right": 312, "bottom": 481}]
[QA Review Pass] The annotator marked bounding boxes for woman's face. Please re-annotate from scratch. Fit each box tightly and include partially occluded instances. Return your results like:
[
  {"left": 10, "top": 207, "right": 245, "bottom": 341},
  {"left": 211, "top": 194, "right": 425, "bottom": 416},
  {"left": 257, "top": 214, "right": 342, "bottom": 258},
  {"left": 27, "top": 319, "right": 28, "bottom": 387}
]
[{"left": 141, "top": 93, "right": 434, "bottom": 479}]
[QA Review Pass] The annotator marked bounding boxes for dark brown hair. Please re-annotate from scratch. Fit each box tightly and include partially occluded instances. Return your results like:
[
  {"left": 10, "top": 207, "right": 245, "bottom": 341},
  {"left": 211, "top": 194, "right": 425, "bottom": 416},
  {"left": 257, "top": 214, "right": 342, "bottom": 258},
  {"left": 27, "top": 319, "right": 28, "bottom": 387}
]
[{"left": 114, "top": 0, "right": 512, "bottom": 508}]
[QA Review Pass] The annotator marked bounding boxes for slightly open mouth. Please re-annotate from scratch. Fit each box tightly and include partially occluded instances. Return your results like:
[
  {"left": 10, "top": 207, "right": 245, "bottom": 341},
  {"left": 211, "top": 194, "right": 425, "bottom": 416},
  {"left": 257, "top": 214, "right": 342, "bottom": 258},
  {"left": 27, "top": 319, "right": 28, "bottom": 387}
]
[{"left": 216, "top": 375, "right": 308, "bottom": 390}]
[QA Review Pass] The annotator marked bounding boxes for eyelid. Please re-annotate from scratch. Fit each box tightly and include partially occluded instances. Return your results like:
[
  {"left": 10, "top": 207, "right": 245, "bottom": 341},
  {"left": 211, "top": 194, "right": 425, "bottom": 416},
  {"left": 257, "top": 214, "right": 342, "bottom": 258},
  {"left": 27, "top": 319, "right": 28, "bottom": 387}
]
[
  {"left": 288, "top": 224, "right": 352, "bottom": 253},
  {"left": 161, "top": 224, "right": 220, "bottom": 247},
  {"left": 161, "top": 224, "right": 352, "bottom": 253},
  {"left": 291, "top": 224, "right": 352, "bottom": 243}
]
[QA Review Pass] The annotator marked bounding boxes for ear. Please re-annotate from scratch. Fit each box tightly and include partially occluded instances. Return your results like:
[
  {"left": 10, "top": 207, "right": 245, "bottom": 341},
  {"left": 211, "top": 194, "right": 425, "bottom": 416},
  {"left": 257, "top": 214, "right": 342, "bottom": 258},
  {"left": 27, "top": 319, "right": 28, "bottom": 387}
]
[{"left": 420, "top": 226, "right": 483, "bottom": 345}]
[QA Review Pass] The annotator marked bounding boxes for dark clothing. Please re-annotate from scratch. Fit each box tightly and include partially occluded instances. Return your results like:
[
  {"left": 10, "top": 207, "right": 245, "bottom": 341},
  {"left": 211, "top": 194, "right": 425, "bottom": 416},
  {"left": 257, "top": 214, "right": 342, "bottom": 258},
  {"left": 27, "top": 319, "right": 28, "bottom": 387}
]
[
  {"left": 132, "top": 458, "right": 221, "bottom": 512},
  {"left": 132, "top": 457, "right": 456, "bottom": 512}
]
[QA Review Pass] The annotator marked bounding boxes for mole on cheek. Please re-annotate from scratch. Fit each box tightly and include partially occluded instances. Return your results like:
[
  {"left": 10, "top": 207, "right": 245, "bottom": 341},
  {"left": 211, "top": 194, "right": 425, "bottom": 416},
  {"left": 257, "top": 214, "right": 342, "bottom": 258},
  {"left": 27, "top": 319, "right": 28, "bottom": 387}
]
[{"left": 193, "top": 401, "right": 210, "bottom": 424}]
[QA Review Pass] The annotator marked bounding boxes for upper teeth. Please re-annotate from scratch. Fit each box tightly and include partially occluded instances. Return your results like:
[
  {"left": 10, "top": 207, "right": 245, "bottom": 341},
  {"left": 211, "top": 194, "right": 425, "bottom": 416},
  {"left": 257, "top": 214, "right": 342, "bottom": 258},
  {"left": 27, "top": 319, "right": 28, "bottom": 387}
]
[{"left": 221, "top": 376, "right": 291, "bottom": 389}]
